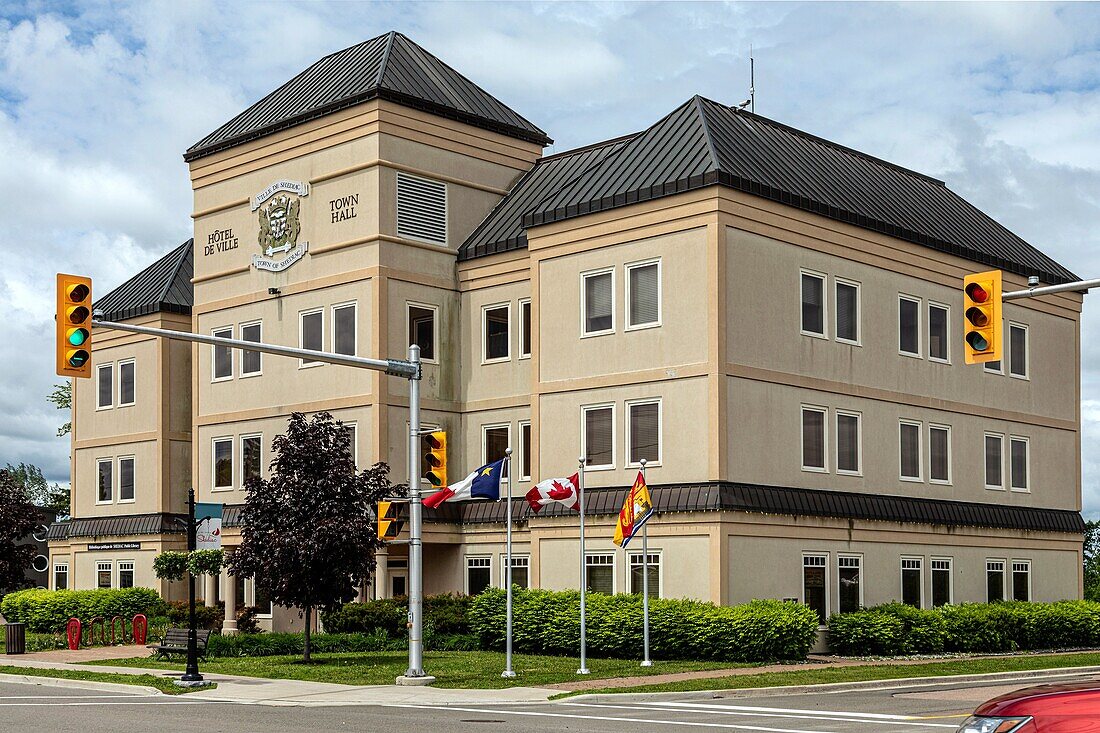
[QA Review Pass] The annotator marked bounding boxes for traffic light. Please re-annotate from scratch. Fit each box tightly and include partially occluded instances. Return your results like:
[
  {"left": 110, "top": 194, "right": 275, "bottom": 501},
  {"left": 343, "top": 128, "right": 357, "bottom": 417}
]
[
  {"left": 963, "top": 270, "right": 1003, "bottom": 365},
  {"left": 376, "top": 500, "right": 404, "bottom": 541},
  {"left": 56, "top": 273, "right": 93, "bottom": 378},
  {"left": 422, "top": 430, "right": 447, "bottom": 488}
]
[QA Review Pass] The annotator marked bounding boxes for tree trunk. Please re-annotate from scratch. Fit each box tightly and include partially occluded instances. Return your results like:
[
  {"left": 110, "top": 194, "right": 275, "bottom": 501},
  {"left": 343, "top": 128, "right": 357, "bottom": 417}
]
[{"left": 303, "top": 604, "right": 312, "bottom": 663}]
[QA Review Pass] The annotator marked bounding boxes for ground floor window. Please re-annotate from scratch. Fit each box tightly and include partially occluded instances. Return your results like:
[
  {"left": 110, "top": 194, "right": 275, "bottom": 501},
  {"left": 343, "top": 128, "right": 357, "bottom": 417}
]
[
  {"left": 466, "top": 556, "right": 491, "bottom": 595},
  {"left": 54, "top": 562, "right": 68, "bottom": 590},
  {"left": 388, "top": 559, "right": 408, "bottom": 597},
  {"left": 837, "top": 555, "right": 861, "bottom": 613},
  {"left": 987, "top": 560, "right": 1006, "bottom": 602},
  {"left": 586, "top": 554, "right": 614, "bottom": 594},
  {"left": 802, "top": 554, "right": 827, "bottom": 625},
  {"left": 499, "top": 555, "right": 529, "bottom": 589},
  {"left": 931, "top": 558, "right": 952, "bottom": 607},
  {"left": 249, "top": 579, "right": 274, "bottom": 617},
  {"left": 118, "top": 561, "right": 135, "bottom": 589},
  {"left": 629, "top": 553, "right": 660, "bottom": 598},
  {"left": 901, "top": 557, "right": 923, "bottom": 607},
  {"left": 1012, "top": 561, "right": 1031, "bottom": 602},
  {"left": 96, "top": 561, "right": 112, "bottom": 589}
]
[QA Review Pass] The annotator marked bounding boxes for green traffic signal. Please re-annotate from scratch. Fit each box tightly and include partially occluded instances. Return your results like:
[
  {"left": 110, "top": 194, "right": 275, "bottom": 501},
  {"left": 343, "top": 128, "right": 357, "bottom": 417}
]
[{"left": 67, "top": 328, "right": 89, "bottom": 346}]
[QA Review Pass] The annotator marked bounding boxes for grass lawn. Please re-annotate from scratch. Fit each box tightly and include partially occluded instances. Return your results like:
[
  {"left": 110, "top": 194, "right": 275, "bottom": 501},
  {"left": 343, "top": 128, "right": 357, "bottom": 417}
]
[
  {"left": 94, "top": 651, "right": 738, "bottom": 689},
  {"left": 0, "top": 665, "right": 215, "bottom": 695}
]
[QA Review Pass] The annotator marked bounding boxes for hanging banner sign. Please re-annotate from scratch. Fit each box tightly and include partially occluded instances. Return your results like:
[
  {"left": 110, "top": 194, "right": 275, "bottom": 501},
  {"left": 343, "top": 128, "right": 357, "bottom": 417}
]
[{"left": 195, "top": 502, "right": 224, "bottom": 550}]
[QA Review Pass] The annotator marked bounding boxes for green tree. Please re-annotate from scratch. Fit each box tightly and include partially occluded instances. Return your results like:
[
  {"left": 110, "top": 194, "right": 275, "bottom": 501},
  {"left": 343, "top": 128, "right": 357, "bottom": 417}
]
[
  {"left": 0, "top": 468, "right": 39, "bottom": 594},
  {"left": 228, "top": 412, "right": 396, "bottom": 661},
  {"left": 5, "top": 463, "right": 68, "bottom": 519},
  {"left": 1085, "top": 520, "right": 1100, "bottom": 601},
  {"left": 47, "top": 382, "right": 71, "bottom": 437}
]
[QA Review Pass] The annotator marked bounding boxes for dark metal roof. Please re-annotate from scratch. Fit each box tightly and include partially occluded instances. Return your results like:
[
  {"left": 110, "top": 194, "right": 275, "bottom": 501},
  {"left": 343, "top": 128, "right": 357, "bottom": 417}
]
[
  {"left": 185, "top": 31, "right": 550, "bottom": 161},
  {"left": 49, "top": 513, "right": 187, "bottom": 541},
  {"left": 95, "top": 239, "right": 193, "bottom": 322},
  {"left": 422, "top": 482, "right": 1085, "bottom": 534}
]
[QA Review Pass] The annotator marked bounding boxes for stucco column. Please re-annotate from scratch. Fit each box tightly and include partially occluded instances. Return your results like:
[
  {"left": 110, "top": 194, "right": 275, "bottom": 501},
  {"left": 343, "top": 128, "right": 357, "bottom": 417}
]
[
  {"left": 221, "top": 555, "right": 238, "bottom": 635},
  {"left": 204, "top": 573, "right": 216, "bottom": 608},
  {"left": 375, "top": 547, "right": 389, "bottom": 600}
]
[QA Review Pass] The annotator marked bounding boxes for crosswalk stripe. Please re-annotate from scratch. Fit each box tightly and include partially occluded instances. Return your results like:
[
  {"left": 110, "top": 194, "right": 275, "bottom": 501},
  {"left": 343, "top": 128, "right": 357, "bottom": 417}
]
[
  {"left": 571, "top": 702, "right": 957, "bottom": 728},
  {"left": 636, "top": 701, "right": 919, "bottom": 720}
]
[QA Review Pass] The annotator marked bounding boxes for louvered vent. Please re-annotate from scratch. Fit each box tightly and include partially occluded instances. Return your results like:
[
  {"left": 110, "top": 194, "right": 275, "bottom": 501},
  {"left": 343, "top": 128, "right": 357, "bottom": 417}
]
[{"left": 397, "top": 172, "right": 447, "bottom": 245}]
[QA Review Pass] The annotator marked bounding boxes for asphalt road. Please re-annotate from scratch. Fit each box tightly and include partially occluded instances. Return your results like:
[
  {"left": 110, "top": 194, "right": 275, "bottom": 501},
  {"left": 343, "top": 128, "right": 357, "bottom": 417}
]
[{"left": 3, "top": 671, "right": 1099, "bottom": 733}]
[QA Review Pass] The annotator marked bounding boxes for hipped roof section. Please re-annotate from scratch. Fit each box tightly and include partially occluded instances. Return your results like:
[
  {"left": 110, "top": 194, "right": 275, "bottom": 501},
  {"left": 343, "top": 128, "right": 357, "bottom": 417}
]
[{"left": 94, "top": 239, "right": 193, "bottom": 322}]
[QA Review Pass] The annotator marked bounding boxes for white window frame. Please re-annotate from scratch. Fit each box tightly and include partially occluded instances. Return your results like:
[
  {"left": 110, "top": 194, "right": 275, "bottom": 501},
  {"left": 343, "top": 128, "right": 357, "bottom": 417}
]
[
  {"left": 801, "top": 405, "right": 828, "bottom": 473},
  {"left": 481, "top": 423, "right": 511, "bottom": 467},
  {"left": 96, "top": 363, "right": 114, "bottom": 410},
  {"left": 499, "top": 554, "right": 530, "bottom": 588},
  {"left": 801, "top": 553, "right": 829, "bottom": 628},
  {"left": 581, "top": 402, "right": 616, "bottom": 471},
  {"left": 299, "top": 309, "right": 324, "bottom": 369},
  {"left": 1009, "top": 322, "right": 1030, "bottom": 380},
  {"left": 465, "top": 555, "right": 492, "bottom": 595},
  {"left": 628, "top": 551, "right": 663, "bottom": 597},
  {"left": 95, "top": 457, "right": 113, "bottom": 505},
  {"left": 928, "top": 423, "right": 952, "bottom": 485},
  {"left": 987, "top": 559, "right": 1007, "bottom": 602},
  {"left": 1011, "top": 560, "right": 1032, "bottom": 602},
  {"left": 898, "top": 294, "right": 922, "bottom": 358},
  {"left": 212, "top": 437, "right": 234, "bottom": 492},
  {"left": 403, "top": 301, "right": 439, "bottom": 365},
  {"left": 931, "top": 557, "right": 954, "bottom": 606},
  {"left": 481, "top": 302, "right": 511, "bottom": 364},
  {"left": 240, "top": 433, "right": 263, "bottom": 486},
  {"left": 900, "top": 557, "right": 924, "bottom": 608},
  {"left": 332, "top": 301, "right": 357, "bottom": 358},
  {"left": 899, "top": 419, "right": 923, "bottom": 482},
  {"left": 625, "top": 258, "right": 662, "bottom": 331},
  {"left": 581, "top": 267, "right": 616, "bottom": 338},
  {"left": 96, "top": 560, "right": 113, "bottom": 589},
  {"left": 837, "top": 554, "right": 864, "bottom": 612},
  {"left": 117, "top": 359, "right": 136, "bottom": 407},
  {"left": 211, "top": 326, "right": 234, "bottom": 382},
  {"left": 246, "top": 578, "right": 274, "bottom": 618},
  {"left": 239, "top": 320, "right": 263, "bottom": 377},
  {"left": 343, "top": 423, "right": 358, "bottom": 470},
  {"left": 53, "top": 562, "right": 69, "bottom": 591},
  {"left": 985, "top": 432, "right": 1006, "bottom": 491},
  {"left": 928, "top": 301, "right": 951, "bottom": 364},
  {"left": 833, "top": 277, "right": 861, "bottom": 346},
  {"left": 1009, "top": 435, "right": 1030, "bottom": 493},
  {"left": 585, "top": 553, "right": 617, "bottom": 594},
  {"left": 518, "top": 420, "right": 531, "bottom": 481},
  {"left": 626, "top": 397, "right": 663, "bottom": 468},
  {"left": 835, "top": 409, "right": 862, "bottom": 476},
  {"left": 117, "top": 455, "right": 136, "bottom": 504},
  {"left": 117, "top": 560, "right": 135, "bottom": 589},
  {"left": 800, "top": 269, "right": 828, "bottom": 339},
  {"left": 518, "top": 298, "right": 532, "bottom": 359}
]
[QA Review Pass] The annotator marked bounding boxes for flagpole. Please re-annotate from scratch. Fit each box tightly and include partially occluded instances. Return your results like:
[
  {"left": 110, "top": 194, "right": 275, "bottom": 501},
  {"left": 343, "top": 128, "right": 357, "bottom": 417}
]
[
  {"left": 502, "top": 448, "right": 516, "bottom": 679},
  {"left": 640, "top": 459, "right": 652, "bottom": 667},
  {"left": 577, "top": 455, "right": 589, "bottom": 675}
]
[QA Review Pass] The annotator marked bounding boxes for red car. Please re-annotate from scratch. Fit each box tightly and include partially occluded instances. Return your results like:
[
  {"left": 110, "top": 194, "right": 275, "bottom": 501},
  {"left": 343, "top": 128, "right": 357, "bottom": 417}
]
[{"left": 958, "top": 681, "right": 1100, "bottom": 732}]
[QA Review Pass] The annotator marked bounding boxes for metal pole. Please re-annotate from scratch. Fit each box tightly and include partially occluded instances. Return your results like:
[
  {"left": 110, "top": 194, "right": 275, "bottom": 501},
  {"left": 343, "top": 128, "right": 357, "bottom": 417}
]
[
  {"left": 640, "top": 459, "right": 652, "bottom": 667},
  {"left": 181, "top": 488, "right": 202, "bottom": 683},
  {"left": 502, "top": 448, "right": 515, "bottom": 679},
  {"left": 405, "top": 344, "right": 427, "bottom": 680},
  {"left": 577, "top": 456, "right": 589, "bottom": 675},
  {"left": 1002, "top": 278, "right": 1100, "bottom": 301}
]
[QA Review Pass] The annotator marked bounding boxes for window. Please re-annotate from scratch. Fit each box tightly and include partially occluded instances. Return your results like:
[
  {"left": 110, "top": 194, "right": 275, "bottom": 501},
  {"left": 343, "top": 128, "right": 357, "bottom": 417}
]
[
  {"left": 801, "top": 406, "right": 827, "bottom": 472},
  {"left": 899, "top": 295, "right": 921, "bottom": 356},
  {"left": 118, "top": 457, "right": 135, "bottom": 502},
  {"left": 1012, "top": 561, "right": 1031, "bottom": 602},
  {"left": 97, "top": 458, "right": 112, "bottom": 503},
  {"left": 483, "top": 304, "right": 510, "bottom": 361},
  {"left": 500, "top": 555, "right": 529, "bottom": 589},
  {"left": 97, "top": 363, "right": 113, "bottom": 408},
  {"left": 118, "top": 561, "right": 135, "bottom": 589},
  {"left": 333, "top": 303, "right": 356, "bottom": 356},
  {"left": 836, "top": 411, "right": 861, "bottom": 475},
  {"left": 343, "top": 424, "right": 358, "bottom": 469},
  {"left": 628, "top": 399, "right": 661, "bottom": 466},
  {"left": 582, "top": 404, "right": 614, "bottom": 469},
  {"left": 408, "top": 303, "right": 437, "bottom": 362},
  {"left": 835, "top": 279, "right": 859, "bottom": 344},
  {"left": 1009, "top": 323, "right": 1028, "bottom": 378},
  {"left": 582, "top": 269, "right": 614, "bottom": 335},
  {"left": 899, "top": 420, "right": 922, "bottom": 481},
  {"left": 241, "top": 322, "right": 262, "bottom": 376},
  {"left": 213, "top": 438, "right": 233, "bottom": 490},
  {"left": 985, "top": 433, "right": 1004, "bottom": 489},
  {"left": 838, "top": 556, "right": 862, "bottom": 614},
  {"left": 800, "top": 271, "right": 826, "bottom": 337},
  {"left": 987, "top": 560, "right": 1006, "bottom": 602},
  {"left": 519, "top": 299, "right": 531, "bottom": 358},
  {"left": 54, "top": 562, "right": 68, "bottom": 591},
  {"left": 929, "top": 425, "right": 951, "bottom": 484},
  {"left": 802, "top": 555, "right": 827, "bottom": 625},
  {"left": 96, "top": 561, "right": 112, "bottom": 589},
  {"left": 519, "top": 421, "right": 531, "bottom": 481},
  {"left": 901, "top": 558, "right": 923, "bottom": 607},
  {"left": 212, "top": 327, "right": 233, "bottom": 380},
  {"left": 928, "top": 303, "right": 949, "bottom": 362},
  {"left": 482, "top": 424, "right": 509, "bottom": 466},
  {"left": 118, "top": 360, "right": 135, "bottom": 406},
  {"left": 627, "top": 260, "right": 660, "bottom": 329},
  {"left": 586, "top": 554, "right": 614, "bottom": 594},
  {"left": 985, "top": 350, "right": 1003, "bottom": 374},
  {"left": 1008, "top": 436, "right": 1030, "bottom": 492},
  {"left": 254, "top": 581, "right": 273, "bottom": 617},
  {"left": 300, "top": 309, "right": 323, "bottom": 366},
  {"left": 242, "top": 435, "right": 262, "bottom": 485},
  {"left": 466, "top": 556, "right": 491, "bottom": 596},
  {"left": 931, "top": 559, "right": 952, "bottom": 607},
  {"left": 629, "top": 553, "right": 660, "bottom": 597},
  {"left": 396, "top": 171, "right": 447, "bottom": 245}
]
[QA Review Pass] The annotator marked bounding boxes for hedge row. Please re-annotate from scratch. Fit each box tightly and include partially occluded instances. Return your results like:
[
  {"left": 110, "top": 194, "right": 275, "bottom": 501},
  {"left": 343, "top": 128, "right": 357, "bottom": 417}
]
[
  {"left": 207, "top": 631, "right": 402, "bottom": 658},
  {"left": 0, "top": 588, "right": 163, "bottom": 633},
  {"left": 828, "top": 601, "right": 1100, "bottom": 656},
  {"left": 470, "top": 588, "right": 819, "bottom": 662},
  {"left": 321, "top": 594, "right": 473, "bottom": 637}
]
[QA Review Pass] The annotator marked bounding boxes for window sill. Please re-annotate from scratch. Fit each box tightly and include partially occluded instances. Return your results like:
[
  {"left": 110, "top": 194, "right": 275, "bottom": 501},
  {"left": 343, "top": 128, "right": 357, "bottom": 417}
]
[
  {"left": 118, "top": 498, "right": 136, "bottom": 504},
  {"left": 625, "top": 322, "right": 661, "bottom": 332},
  {"left": 801, "top": 466, "right": 828, "bottom": 473},
  {"left": 298, "top": 362, "right": 324, "bottom": 370},
  {"left": 518, "top": 354, "right": 531, "bottom": 361},
  {"left": 240, "top": 371, "right": 263, "bottom": 379},
  {"left": 836, "top": 469, "right": 863, "bottom": 477},
  {"left": 95, "top": 500, "right": 113, "bottom": 506},
  {"left": 117, "top": 402, "right": 135, "bottom": 409},
  {"left": 580, "top": 330, "right": 615, "bottom": 339},
  {"left": 1009, "top": 373, "right": 1030, "bottom": 381},
  {"left": 899, "top": 476, "right": 924, "bottom": 483},
  {"left": 1010, "top": 487, "right": 1031, "bottom": 494},
  {"left": 211, "top": 486, "right": 235, "bottom": 493},
  {"left": 583, "top": 464, "right": 615, "bottom": 472},
  {"left": 211, "top": 376, "right": 233, "bottom": 383},
  {"left": 481, "top": 357, "right": 511, "bottom": 365},
  {"left": 929, "top": 480, "right": 953, "bottom": 486},
  {"left": 95, "top": 405, "right": 114, "bottom": 412},
  {"left": 835, "top": 338, "right": 861, "bottom": 347},
  {"left": 898, "top": 351, "right": 923, "bottom": 359},
  {"left": 929, "top": 357, "right": 951, "bottom": 365},
  {"left": 985, "top": 485, "right": 1007, "bottom": 492},
  {"left": 627, "top": 461, "right": 662, "bottom": 469},
  {"left": 800, "top": 330, "right": 828, "bottom": 340}
]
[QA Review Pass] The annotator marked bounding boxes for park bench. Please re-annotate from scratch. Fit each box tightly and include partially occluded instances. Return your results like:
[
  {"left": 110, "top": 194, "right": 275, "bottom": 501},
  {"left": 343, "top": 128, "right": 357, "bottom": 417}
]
[{"left": 148, "top": 628, "right": 212, "bottom": 660}]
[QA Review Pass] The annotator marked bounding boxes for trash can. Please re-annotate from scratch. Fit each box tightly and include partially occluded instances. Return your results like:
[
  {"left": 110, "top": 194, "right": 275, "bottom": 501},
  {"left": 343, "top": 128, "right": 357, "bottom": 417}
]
[{"left": 5, "top": 623, "right": 26, "bottom": 654}]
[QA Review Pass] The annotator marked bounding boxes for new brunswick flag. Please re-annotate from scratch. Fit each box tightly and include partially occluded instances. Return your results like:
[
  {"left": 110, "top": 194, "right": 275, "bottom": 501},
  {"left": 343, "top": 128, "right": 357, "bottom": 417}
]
[{"left": 613, "top": 471, "right": 654, "bottom": 548}]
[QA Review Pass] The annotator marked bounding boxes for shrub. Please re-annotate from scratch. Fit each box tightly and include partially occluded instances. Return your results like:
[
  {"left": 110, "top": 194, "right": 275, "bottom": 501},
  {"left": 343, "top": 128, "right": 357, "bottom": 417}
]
[
  {"left": 236, "top": 606, "right": 262, "bottom": 634},
  {"left": 469, "top": 588, "right": 818, "bottom": 662},
  {"left": 207, "top": 630, "right": 400, "bottom": 658},
  {"left": 165, "top": 600, "right": 224, "bottom": 631},
  {"left": 828, "top": 610, "right": 905, "bottom": 656},
  {"left": 321, "top": 594, "right": 474, "bottom": 638},
  {"left": 0, "top": 588, "right": 162, "bottom": 633}
]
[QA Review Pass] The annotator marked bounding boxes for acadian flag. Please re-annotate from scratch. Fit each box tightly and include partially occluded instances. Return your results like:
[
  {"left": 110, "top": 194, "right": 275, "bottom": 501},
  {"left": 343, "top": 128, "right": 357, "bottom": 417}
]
[
  {"left": 422, "top": 459, "right": 505, "bottom": 509},
  {"left": 612, "top": 471, "right": 654, "bottom": 548},
  {"left": 525, "top": 473, "right": 581, "bottom": 513}
]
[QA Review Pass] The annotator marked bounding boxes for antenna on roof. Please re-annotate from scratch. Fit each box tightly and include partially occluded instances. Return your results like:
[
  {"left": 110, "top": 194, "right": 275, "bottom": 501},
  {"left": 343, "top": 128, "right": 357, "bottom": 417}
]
[{"left": 734, "top": 45, "right": 755, "bottom": 113}]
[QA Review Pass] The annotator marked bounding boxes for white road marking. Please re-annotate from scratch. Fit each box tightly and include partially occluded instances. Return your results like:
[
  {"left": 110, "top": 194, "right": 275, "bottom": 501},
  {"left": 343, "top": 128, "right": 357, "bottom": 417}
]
[
  {"left": 636, "top": 702, "right": 915, "bottom": 720},
  {"left": 0, "top": 699, "right": 216, "bottom": 706},
  {"left": 0, "top": 694, "right": 150, "bottom": 699},
  {"left": 571, "top": 702, "right": 956, "bottom": 728}
]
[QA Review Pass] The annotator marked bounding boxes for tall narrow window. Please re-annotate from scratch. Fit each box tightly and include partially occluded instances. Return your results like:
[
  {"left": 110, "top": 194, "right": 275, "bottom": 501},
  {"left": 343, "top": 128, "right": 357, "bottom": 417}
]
[
  {"left": 212, "top": 327, "right": 233, "bottom": 379},
  {"left": 987, "top": 560, "right": 1006, "bottom": 602},
  {"left": 803, "top": 555, "right": 827, "bottom": 625},
  {"left": 931, "top": 559, "right": 952, "bottom": 607},
  {"left": 118, "top": 456, "right": 135, "bottom": 502},
  {"left": 835, "top": 279, "right": 859, "bottom": 344},
  {"left": 802, "top": 406, "right": 826, "bottom": 471},
  {"left": 97, "top": 458, "right": 112, "bottom": 503},
  {"left": 300, "top": 310, "right": 323, "bottom": 365},
  {"left": 838, "top": 556, "right": 861, "bottom": 613},
  {"left": 583, "top": 405, "right": 614, "bottom": 469},
  {"left": 582, "top": 269, "right": 614, "bottom": 335},
  {"left": 242, "top": 435, "right": 262, "bottom": 484},
  {"left": 628, "top": 399, "right": 661, "bottom": 466},
  {"left": 483, "top": 305, "right": 510, "bottom": 361},
  {"left": 586, "top": 554, "right": 614, "bottom": 594},
  {"left": 96, "top": 561, "right": 112, "bottom": 589},
  {"left": 836, "top": 411, "right": 861, "bottom": 475},
  {"left": 344, "top": 424, "right": 358, "bottom": 469},
  {"left": 501, "top": 555, "right": 530, "bottom": 589},
  {"left": 333, "top": 303, "right": 356, "bottom": 356},
  {"left": 97, "top": 363, "right": 114, "bottom": 408},
  {"left": 629, "top": 553, "right": 660, "bottom": 597},
  {"left": 483, "top": 425, "right": 509, "bottom": 466},
  {"left": 627, "top": 260, "right": 660, "bottom": 328},
  {"left": 54, "top": 562, "right": 68, "bottom": 591},
  {"left": 985, "top": 433, "right": 1004, "bottom": 489},
  {"left": 466, "top": 556, "right": 491, "bottom": 595},
  {"left": 901, "top": 558, "right": 923, "bottom": 607},
  {"left": 899, "top": 420, "right": 922, "bottom": 481},
  {"left": 928, "top": 303, "right": 949, "bottom": 362},
  {"left": 118, "top": 360, "right": 136, "bottom": 406},
  {"left": 408, "top": 304, "right": 437, "bottom": 362},
  {"left": 213, "top": 438, "right": 233, "bottom": 490},
  {"left": 929, "top": 425, "right": 951, "bottom": 484},
  {"left": 519, "top": 422, "right": 531, "bottom": 480},
  {"left": 519, "top": 300, "right": 531, "bottom": 357},
  {"left": 801, "top": 272, "right": 825, "bottom": 336},
  {"left": 899, "top": 296, "right": 921, "bottom": 356},
  {"left": 1012, "top": 561, "right": 1031, "bottom": 602},
  {"left": 396, "top": 171, "right": 447, "bottom": 245},
  {"left": 1009, "top": 324, "right": 1028, "bottom": 378},
  {"left": 118, "top": 561, "right": 135, "bottom": 589},
  {"left": 1010, "top": 437, "right": 1029, "bottom": 491},
  {"left": 241, "top": 322, "right": 262, "bottom": 376}
]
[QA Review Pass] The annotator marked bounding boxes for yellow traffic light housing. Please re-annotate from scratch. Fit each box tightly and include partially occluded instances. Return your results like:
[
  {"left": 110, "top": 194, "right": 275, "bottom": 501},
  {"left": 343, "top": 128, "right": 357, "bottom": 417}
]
[
  {"left": 376, "top": 500, "right": 404, "bottom": 541},
  {"left": 56, "top": 273, "right": 93, "bottom": 378},
  {"left": 422, "top": 430, "right": 447, "bottom": 488},
  {"left": 963, "top": 270, "right": 1002, "bottom": 365}
]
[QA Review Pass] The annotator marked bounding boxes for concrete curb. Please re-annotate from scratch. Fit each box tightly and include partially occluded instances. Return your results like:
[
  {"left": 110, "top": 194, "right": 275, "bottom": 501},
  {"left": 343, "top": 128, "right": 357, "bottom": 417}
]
[
  {"left": 0, "top": 672, "right": 162, "bottom": 696},
  {"left": 565, "top": 664, "right": 1100, "bottom": 703}
]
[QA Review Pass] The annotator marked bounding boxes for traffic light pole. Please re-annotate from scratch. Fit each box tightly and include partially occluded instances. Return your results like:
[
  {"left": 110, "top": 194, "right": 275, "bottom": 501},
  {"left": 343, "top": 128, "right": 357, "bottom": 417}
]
[{"left": 1002, "top": 278, "right": 1100, "bottom": 301}]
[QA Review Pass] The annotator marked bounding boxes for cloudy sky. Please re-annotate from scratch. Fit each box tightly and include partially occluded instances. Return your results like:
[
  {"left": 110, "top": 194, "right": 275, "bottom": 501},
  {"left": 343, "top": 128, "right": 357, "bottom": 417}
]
[{"left": 2, "top": 1, "right": 1100, "bottom": 512}]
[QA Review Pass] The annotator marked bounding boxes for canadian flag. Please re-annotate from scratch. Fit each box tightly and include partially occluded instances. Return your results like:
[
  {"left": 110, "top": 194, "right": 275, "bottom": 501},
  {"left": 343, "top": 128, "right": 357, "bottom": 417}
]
[{"left": 525, "top": 473, "right": 581, "bottom": 513}]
